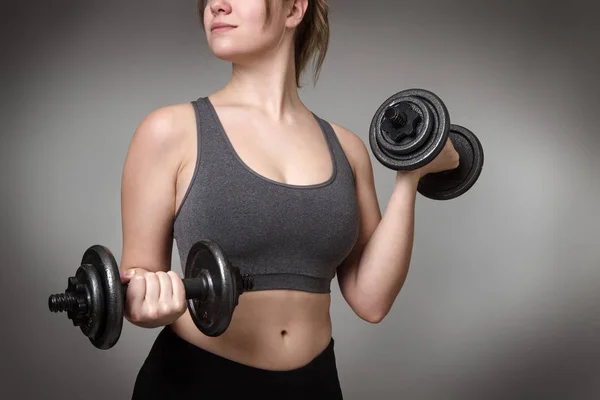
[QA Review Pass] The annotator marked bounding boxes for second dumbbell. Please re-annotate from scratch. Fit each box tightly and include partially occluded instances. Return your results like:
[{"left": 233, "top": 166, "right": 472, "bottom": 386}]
[
  {"left": 369, "top": 88, "right": 484, "bottom": 200},
  {"left": 48, "top": 239, "right": 254, "bottom": 350}
]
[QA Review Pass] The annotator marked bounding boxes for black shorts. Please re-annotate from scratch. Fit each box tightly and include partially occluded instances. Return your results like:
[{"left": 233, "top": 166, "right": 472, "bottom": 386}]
[{"left": 131, "top": 325, "right": 344, "bottom": 399}]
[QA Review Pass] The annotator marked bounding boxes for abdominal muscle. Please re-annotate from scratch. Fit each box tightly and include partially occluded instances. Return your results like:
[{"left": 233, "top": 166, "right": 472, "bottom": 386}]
[{"left": 170, "top": 290, "right": 334, "bottom": 371}]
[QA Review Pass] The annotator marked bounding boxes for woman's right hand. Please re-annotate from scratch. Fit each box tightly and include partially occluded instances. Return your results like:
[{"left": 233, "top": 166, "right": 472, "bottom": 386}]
[{"left": 120, "top": 268, "right": 188, "bottom": 328}]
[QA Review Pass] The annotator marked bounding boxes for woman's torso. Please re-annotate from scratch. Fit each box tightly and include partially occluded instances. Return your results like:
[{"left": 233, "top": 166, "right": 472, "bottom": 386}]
[{"left": 167, "top": 94, "right": 358, "bottom": 370}]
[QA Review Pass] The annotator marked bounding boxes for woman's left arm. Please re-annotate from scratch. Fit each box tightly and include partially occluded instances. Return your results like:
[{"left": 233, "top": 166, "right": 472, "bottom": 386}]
[{"left": 332, "top": 123, "right": 421, "bottom": 324}]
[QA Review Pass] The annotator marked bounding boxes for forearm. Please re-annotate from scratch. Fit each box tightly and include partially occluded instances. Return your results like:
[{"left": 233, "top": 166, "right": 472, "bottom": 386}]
[{"left": 352, "top": 173, "right": 419, "bottom": 321}]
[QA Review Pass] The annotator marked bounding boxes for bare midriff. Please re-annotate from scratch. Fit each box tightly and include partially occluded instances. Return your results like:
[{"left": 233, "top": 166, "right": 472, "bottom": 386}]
[{"left": 170, "top": 289, "right": 333, "bottom": 371}]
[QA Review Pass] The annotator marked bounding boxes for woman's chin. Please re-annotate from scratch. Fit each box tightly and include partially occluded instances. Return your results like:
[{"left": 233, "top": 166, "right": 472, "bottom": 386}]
[
  {"left": 210, "top": 48, "right": 242, "bottom": 63},
  {"left": 209, "top": 42, "right": 264, "bottom": 65}
]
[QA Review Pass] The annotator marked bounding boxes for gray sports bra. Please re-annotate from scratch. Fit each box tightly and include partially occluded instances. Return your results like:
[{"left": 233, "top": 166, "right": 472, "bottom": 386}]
[{"left": 173, "top": 97, "right": 360, "bottom": 293}]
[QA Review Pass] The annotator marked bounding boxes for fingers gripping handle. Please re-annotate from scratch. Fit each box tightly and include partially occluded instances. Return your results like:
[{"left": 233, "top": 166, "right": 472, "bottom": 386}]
[{"left": 122, "top": 276, "right": 209, "bottom": 302}]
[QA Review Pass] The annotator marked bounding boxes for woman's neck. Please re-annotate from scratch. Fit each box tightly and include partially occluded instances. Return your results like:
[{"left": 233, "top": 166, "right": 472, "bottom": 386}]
[{"left": 217, "top": 45, "right": 304, "bottom": 120}]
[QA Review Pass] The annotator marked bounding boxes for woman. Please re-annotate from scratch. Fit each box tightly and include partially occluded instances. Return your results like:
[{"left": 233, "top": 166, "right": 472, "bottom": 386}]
[{"left": 120, "top": 0, "right": 459, "bottom": 398}]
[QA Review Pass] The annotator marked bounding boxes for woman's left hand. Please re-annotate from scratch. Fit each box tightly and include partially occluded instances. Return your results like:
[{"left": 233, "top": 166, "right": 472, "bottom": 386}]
[{"left": 396, "top": 138, "right": 460, "bottom": 183}]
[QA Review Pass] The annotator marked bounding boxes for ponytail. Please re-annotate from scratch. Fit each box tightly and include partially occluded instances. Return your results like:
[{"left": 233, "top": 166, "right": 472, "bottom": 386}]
[{"left": 294, "top": 0, "right": 330, "bottom": 87}]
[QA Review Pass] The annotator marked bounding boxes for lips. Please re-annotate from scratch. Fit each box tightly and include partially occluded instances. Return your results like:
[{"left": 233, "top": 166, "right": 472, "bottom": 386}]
[{"left": 211, "top": 22, "right": 236, "bottom": 32}]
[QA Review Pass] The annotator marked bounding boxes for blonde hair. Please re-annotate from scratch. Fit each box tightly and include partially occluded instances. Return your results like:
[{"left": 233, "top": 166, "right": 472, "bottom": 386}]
[{"left": 198, "top": 0, "right": 330, "bottom": 88}]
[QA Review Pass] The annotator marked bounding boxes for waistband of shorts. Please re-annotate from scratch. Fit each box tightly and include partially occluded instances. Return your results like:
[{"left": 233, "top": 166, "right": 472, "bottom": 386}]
[{"left": 157, "top": 324, "right": 336, "bottom": 376}]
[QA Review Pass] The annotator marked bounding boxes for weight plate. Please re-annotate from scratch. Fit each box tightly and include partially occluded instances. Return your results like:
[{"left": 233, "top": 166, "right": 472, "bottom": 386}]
[
  {"left": 82, "top": 245, "right": 123, "bottom": 350},
  {"left": 73, "top": 263, "right": 105, "bottom": 341},
  {"left": 378, "top": 97, "right": 432, "bottom": 156},
  {"left": 370, "top": 88, "right": 450, "bottom": 170},
  {"left": 418, "top": 124, "right": 484, "bottom": 200},
  {"left": 185, "top": 239, "right": 236, "bottom": 337}
]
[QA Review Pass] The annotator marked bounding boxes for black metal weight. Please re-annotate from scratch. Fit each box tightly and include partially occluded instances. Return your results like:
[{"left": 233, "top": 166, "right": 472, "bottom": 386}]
[
  {"left": 370, "top": 88, "right": 450, "bottom": 171},
  {"left": 369, "top": 88, "right": 484, "bottom": 200},
  {"left": 417, "top": 125, "right": 484, "bottom": 200},
  {"left": 185, "top": 240, "right": 249, "bottom": 337},
  {"left": 48, "top": 239, "right": 254, "bottom": 349}
]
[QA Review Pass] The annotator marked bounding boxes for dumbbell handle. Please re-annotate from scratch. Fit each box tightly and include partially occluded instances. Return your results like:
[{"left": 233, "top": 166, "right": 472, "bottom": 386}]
[
  {"left": 122, "top": 276, "right": 211, "bottom": 302},
  {"left": 49, "top": 276, "right": 211, "bottom": 315},
  {"left": 122, "top": 269, "right": 255, "bottom": 301},
  {"left": 50, "top": 269, "right": 253, "bottom": 316}
]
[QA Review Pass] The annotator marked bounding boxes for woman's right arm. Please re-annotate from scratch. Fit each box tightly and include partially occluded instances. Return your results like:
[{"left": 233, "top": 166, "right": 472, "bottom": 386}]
[{"left": 119, "top": 106, "right": 188, "bottom": 329}]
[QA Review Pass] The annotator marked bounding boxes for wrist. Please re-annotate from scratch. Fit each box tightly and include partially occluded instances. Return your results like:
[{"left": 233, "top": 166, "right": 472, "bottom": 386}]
[{"left": 394, "top": 170, "right": 421, "bottom": 189}]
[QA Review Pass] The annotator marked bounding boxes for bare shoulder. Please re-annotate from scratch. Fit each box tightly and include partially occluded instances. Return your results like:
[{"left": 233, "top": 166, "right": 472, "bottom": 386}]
[
  {"left": 129, "top": 102, "right": 195, "bottom": 155},
  {"left": 328, "top": 122, "right": 373, "bottom": 177}
]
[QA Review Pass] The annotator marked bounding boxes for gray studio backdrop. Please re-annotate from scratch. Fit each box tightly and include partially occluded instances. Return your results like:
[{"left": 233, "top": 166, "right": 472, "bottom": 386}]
[{"left": 2, "top": 1, "right": 599, "bottom": 399}]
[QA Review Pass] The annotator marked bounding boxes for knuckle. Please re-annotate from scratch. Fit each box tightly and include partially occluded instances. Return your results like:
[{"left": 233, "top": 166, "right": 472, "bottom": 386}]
[
  {"left": 145, "top": 305, "right": 159, "bottom": 320},
  {"left": 129, "top": 308, "right": 142, "bottom": 322},
  {"left": 159, "top": 302, "right": 172, "bottom": 315},
  {"left": 140, "top": 275, "right": 153, "bottom": 285},
  {"left": 155, "top": 271, "right": 167, "bottom": 279},
  {"left": 167, "top": 271, "right": 179, "bottom": 281},
  {"left": 174, "top": 299, "right": 186, "bottom": 313}
]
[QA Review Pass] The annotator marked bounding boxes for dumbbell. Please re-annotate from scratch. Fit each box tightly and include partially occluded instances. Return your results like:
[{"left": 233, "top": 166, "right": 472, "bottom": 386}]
[
  {"left": 369, "top": 88, "right": 484, "bottom": 200},
  {"left": 48, "top": 239, "right": 254, "bottom": 350}
]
